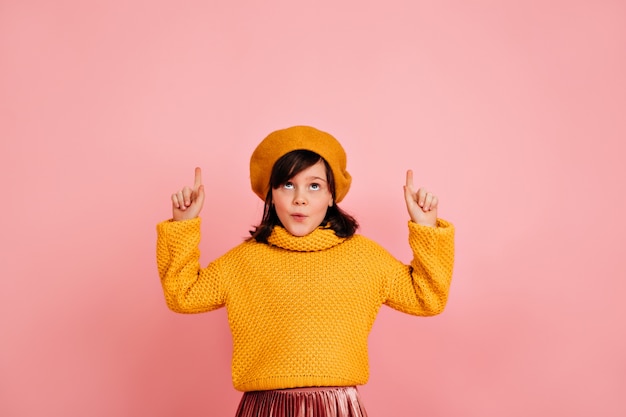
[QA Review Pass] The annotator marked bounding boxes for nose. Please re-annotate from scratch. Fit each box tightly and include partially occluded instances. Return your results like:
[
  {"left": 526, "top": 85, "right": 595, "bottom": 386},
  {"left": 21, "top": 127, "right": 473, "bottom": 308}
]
[{"left": 293, "top": 191, "right": 307, "bottom": 205}]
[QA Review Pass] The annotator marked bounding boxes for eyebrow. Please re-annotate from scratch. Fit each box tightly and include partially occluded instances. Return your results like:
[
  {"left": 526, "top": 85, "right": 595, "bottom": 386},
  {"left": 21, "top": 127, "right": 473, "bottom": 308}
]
[{"left": 306, "top": 176, "right": 328, "bottom": 182}]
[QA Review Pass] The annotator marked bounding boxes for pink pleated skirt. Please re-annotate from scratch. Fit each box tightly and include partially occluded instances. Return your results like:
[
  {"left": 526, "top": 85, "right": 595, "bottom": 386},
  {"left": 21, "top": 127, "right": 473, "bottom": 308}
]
[{"left": 235, "top": 386, "right": 369, "bottom": 417}]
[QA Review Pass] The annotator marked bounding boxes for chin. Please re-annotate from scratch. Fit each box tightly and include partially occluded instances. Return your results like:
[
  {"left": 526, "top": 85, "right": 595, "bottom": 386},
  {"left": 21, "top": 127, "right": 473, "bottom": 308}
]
[{"left": 286, "top": 226, "right": 315, "bottom": 237}]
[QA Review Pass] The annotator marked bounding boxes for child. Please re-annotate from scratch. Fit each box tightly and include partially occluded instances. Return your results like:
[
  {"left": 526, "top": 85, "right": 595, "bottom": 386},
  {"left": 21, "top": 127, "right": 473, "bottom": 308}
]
[{"left": 156, "top": 126, "right": 455, "bottom": 417}]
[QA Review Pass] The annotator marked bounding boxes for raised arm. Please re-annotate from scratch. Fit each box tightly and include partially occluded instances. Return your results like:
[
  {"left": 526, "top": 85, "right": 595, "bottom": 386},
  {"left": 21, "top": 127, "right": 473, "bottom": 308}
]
[
  {"left": 157, "top": 167, "right": 225, "bottom": 314},
  {"left": 384, "top": 170, "right": 454, "bottom": 315}
]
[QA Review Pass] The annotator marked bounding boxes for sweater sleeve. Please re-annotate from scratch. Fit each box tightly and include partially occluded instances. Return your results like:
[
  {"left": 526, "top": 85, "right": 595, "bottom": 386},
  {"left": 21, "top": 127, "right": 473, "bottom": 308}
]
[
  {"left": 383, "top": 218, "right": 455, "bottom": 316},
  {"left": 156, "top": 218, "right": 226, "bottom": 314}
]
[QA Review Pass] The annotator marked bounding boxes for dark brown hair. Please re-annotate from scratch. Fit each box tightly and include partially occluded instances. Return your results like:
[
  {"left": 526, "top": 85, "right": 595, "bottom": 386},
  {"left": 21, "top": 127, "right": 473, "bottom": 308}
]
[{"left": 249, "top": 149, "right": 359, "bottom": 243}]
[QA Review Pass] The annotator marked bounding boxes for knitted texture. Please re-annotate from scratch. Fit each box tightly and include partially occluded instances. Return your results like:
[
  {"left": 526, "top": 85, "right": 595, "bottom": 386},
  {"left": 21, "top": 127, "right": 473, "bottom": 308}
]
[{"left": 156, "top": 219, "right": 455, "bottom": 392}]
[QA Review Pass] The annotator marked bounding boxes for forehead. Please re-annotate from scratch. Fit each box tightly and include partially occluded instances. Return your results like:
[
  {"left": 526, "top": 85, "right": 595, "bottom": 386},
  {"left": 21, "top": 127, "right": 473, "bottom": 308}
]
[{"left": 291, "top": 160, "right": 327, "bottom": 179}]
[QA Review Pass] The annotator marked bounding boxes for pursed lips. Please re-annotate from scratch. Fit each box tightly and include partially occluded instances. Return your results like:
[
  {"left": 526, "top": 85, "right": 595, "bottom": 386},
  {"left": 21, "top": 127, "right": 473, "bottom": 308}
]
[{"left": 291, "top": 213, "right": 307, "bottom": 221}]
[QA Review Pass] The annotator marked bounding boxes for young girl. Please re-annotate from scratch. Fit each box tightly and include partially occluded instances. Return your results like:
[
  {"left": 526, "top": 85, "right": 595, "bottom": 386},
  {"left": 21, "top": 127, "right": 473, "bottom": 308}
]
[{"left": 156, "top": 125, "right": 455, "bottom": 417}]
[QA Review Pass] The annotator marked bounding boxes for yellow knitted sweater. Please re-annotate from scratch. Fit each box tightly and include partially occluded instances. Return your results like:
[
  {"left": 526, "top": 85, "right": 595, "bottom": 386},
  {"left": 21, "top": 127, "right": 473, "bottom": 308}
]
[{"left": 156, "top": 218, "right": 455, "bottom": 392}]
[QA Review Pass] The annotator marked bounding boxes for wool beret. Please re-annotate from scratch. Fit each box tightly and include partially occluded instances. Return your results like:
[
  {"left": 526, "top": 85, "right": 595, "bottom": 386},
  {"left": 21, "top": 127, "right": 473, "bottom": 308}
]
[{"left": 250, "top": 125, "right": 352, "bottom": 203}]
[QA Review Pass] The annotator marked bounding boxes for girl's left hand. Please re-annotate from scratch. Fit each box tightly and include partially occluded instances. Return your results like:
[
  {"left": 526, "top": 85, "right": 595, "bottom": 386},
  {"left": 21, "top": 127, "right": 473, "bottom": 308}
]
[{"left": 403, "top": 170, "right": 438, "bottom": 227}]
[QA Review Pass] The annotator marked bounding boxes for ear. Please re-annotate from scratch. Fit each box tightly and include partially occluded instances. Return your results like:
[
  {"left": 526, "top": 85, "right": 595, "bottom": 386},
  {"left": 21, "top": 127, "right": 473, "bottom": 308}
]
[{"left": 328, "top": 198, "right": 333, "bottom": 207}]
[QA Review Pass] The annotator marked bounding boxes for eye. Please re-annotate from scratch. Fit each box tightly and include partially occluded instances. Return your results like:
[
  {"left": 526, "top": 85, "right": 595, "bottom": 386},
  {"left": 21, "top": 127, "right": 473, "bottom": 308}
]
[
  {"left": 283, "top": 182, "right": 294, "bottom": 189},
  {"left": 310, "top": 183, "right": 320, "bottom": 190}
]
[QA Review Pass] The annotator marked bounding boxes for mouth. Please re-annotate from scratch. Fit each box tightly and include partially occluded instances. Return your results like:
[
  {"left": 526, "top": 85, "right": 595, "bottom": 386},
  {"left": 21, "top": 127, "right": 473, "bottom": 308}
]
[{"left": 291, "top": 213, "right": 307, "bottom": 221}]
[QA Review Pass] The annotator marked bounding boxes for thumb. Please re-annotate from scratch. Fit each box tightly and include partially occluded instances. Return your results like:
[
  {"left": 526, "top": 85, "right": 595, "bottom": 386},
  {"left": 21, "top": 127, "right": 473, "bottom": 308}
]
[
  {"left": 403, "top": 185, "right": 417, "bottom": 217},
  {"left": 195, "top": 184, "right": 205, "bottom": 209},
  {"left": 403, "top": 184, "right": 415, "bottom": 205}
]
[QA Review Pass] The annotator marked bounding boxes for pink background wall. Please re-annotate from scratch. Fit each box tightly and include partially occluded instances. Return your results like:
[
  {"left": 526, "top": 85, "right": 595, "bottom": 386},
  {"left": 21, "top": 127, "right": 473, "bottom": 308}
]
[{"left": 1, "top": 1, "right": 625, "bottom": 416}]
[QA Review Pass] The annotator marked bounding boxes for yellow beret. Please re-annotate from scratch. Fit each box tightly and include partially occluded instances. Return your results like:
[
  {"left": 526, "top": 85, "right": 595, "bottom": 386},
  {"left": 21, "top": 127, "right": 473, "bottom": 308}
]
[{"left": 250, "top": 126, "right": 352, "bottom": 203}]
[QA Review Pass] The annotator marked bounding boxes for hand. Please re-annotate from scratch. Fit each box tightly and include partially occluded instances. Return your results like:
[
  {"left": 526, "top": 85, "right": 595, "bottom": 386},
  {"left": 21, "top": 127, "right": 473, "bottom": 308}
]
[
  {"left": 403, "top": 170, "right": 438, "bottom": 227},
  {"left": 171, "top": 167, "right": 205, "bottom": 221}
]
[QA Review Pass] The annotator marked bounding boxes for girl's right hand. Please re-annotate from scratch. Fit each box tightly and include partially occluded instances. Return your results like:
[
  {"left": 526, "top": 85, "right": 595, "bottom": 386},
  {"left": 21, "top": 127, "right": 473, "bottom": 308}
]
[{"left": 171, "top": 167, "right": 205, "bottom": 221}]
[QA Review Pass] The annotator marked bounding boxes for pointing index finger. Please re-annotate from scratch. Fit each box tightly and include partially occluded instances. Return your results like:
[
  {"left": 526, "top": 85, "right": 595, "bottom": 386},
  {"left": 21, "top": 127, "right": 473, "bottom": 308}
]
[
  {"left": 405, "top": 169, "right": 414, "bottom": 191},
  {"left": 194, "top": 167, "right": 202, "bottom": 189}
]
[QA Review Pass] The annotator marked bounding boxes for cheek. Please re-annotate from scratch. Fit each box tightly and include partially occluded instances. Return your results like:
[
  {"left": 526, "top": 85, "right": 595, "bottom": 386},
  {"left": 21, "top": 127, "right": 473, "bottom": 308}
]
[
  {"left": 314, "top": 197, "right": 332, "bottom": 214},
  {"left": 273, "top": 200, "right": 286, "bottom": 216},
  {"left": 272, "top": 194, "right": 291, "bottom": 216},
  {"left": 325, "top": 192, "right": 333, "bottom": 207}
]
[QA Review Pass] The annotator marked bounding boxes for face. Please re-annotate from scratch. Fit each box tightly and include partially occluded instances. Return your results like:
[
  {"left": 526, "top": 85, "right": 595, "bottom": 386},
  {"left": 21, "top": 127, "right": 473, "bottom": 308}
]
[{"left": 272, "top": 160, "right": 334, "bottom": 237}]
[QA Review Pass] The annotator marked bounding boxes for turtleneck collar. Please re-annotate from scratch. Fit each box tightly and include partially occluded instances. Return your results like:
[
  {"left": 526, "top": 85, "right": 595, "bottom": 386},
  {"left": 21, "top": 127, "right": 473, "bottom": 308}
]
[{"left": 267, "top": 226, "right": 347, "bottom": 252}]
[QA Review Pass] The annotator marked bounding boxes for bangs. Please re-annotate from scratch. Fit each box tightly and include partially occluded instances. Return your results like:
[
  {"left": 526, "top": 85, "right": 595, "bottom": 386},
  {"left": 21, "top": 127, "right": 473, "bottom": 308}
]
[{"left": 269, "top": 150, "right": 330, "bottom": 190}]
